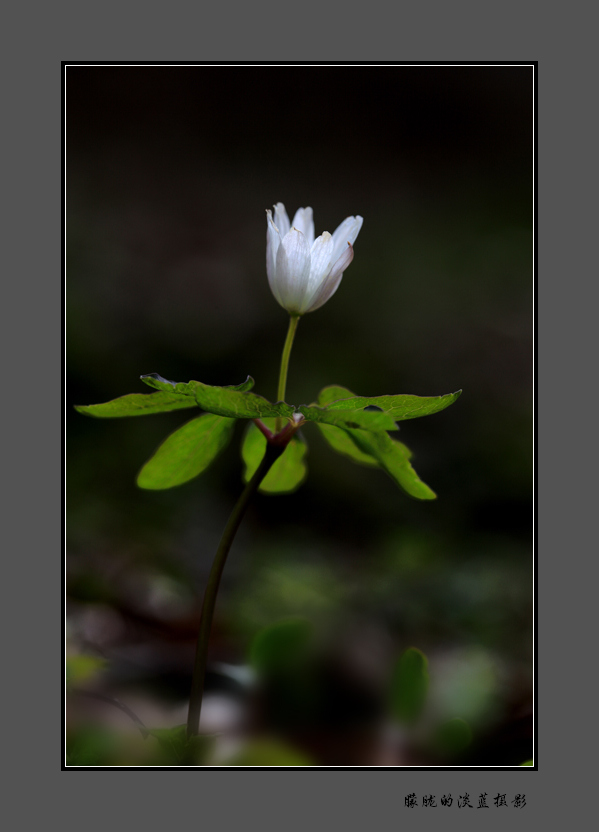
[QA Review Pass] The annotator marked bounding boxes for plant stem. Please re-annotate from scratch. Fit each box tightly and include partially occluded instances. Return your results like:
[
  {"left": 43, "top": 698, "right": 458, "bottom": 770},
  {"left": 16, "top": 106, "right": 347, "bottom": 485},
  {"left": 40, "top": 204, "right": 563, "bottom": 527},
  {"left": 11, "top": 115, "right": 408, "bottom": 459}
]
[
  {"left": 275, "top": 314, "right": 300, "bottom": 431},
  {"left": 72, "top": 689, "right": 149, "bottom": 738},
  {"left": 186, "top": 442, "right": 285, "bottom": 738}
]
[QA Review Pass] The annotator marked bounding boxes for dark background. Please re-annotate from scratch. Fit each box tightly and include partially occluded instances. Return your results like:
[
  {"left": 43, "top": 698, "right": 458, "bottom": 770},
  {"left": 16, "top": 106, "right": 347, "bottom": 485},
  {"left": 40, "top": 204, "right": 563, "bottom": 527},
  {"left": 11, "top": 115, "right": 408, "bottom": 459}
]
[{"left": 66, "top": 64, "right": 533, "bottom": 766}]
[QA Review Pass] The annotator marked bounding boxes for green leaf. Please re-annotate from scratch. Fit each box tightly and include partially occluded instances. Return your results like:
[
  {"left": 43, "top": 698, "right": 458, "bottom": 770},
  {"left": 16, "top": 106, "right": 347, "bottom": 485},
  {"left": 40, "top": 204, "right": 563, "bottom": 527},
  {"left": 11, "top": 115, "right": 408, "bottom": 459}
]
[
  {"left": 317, "top": 385, "right": 358, "bottom": 408},
  {"left": 65, "top": 655, "right": 107, "bottom": 689},
  {"left": 74, "top": 391, "right": 199, "bottom": 418},
  {"left": 298, "top": 404, "right": 397, "bottom": 432},
  {"left": 249, "top": 618, "right": 313, "bottom": 673},
  {"left": 316, "top": 423, "right": 380, "bottom": 467},
  {"left": 222, "top": 738, "right": 314, "bottom": 767},
  {"left": 149, "top": 726, "right": 212, "bottom": 766},
  {"left": 137, "top": 413, "right": 235, "bottom": 490},
  {"left": 141, "top": 375, "right": 396, "bottom": 430},
  {"left": 149, "top": 725, "right": 188, "bottom": 761},
  {"left": 435, "top": 717, "right": 473, "bottom": 755},
  {"left": 66, "top": 726, "right": 120, "bottom": 766},
  {"left": 317, "top": 423, "right": 415, "bottom": 469},
  {"left": 390, "top": 647, "right": 430, "bottom": 725},
  {"left": 141, "top": 374, "right": 295, "bottom": 420},
  {"left": 317, "top": 385, "right": 435, "bottom": 499},
  {"left": 241, "top": 419, "right": 307, "bottom": 494},
  {"left": 318, "top": 385, "right": 462, "bottom": 421},
  {"left": 141, "top": 373, "right": 255, "bottom": 394},
  {"left": 181, "top": 380, "right": 294, "bottom": 421},
  {"left": 520, "top": 759, "right": 534, "bottom": 766},
  {"left": 350, "top": 429, "right": 436, "bottom": 499}
]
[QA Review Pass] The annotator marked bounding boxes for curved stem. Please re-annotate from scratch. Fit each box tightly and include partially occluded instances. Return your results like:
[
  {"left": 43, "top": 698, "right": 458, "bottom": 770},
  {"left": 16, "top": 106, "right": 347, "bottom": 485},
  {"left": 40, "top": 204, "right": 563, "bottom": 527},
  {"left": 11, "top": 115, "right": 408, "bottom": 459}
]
[
  {"left": 71, "top": 688, "right": 149, "bottom": 738},
  {"left": 275, "top": 314, "right": 300, "bottom": 431},
  {"left": 186, "top": 442, "right": 285, "bottom": 738}
]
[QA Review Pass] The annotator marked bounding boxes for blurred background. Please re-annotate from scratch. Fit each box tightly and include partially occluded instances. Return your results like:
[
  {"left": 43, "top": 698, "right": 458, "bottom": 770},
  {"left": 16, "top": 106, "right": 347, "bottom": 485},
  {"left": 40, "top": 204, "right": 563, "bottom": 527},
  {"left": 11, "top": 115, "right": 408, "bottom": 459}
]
[{"left": 66, "top": 64, "right": 533, "bottom": 766}]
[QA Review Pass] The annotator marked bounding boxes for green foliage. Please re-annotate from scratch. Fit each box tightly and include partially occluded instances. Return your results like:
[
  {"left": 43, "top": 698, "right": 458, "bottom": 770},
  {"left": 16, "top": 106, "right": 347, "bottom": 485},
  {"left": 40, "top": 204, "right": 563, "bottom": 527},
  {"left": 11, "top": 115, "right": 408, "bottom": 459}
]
[
  {"left": 221, "top": 738, "right": 313, "bottom": 766},
  {"left": 148, "top": 725, "right": 212, "bottom": 766},
  {"left": 141, "top": 373, "right": 256, "bottom": 394},
  {"left": 388, "top": 649, "right": 475, "bottom": 761},
  {"left": 316, "top": 423, "right": 380, "bottom": 467},
  {"left": 79, "top": 373, "right": 399, "bottom": 431},
  {"left": 74, "top": 391, "right": 199, "bottom": 418},
  {"left": 66, "top": 725, "right": 120, "bottom": 766},
  {"left": 74, "top": 375, "right": 255, "bottom": 419},
  {"left": 241, "top": 420, "right": 307, "bottom": 494},
  {"left": 65, "top": 654, "right": 107, "bottom": 690},
  {"left": 299, "top": 404, "right": 397, "bottom": 431},
  {"left": 319, "top": 386, "right": 462, "bottom": 421},
  {"left": 76, "top": 374, "right": 459, "bottom": 496},
  {"left": 435, "top": 717, "right": 473, "bottom": 755},
  {"left": 141, "top": 373, "right": 296, "bottom": 420},
  {"left": 249, "top": 618, "right": 313, "bottom": 673},
  {"left": 137, "top": 414, "right": 235, "bottom": 490},
  {"left": 141, "top": 374, "right": 397, "bottom": 430},
  {"left": 349, "top": 430, "right": 436, "bottom": 499},
  {"left": 317, "top": 385, "right": 436, "bottom": 499},
  {"left": 389, "top": 647, "right": 430, "bottom": 725}
]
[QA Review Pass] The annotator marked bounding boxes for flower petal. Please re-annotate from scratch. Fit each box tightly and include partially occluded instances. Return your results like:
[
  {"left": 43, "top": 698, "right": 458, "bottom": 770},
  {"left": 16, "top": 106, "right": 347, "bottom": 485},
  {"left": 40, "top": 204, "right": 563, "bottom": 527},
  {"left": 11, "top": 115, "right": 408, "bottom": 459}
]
[
  {"left": 275, "top": 228, "right": 312, "bottom": 313},
  {"left": 327, "top": 239, "right": 355, "bottom": 281},
  {"left": 301, "top": 232, "right": 335, "bottom": 307},
  {"left": 273, "top": 203, "right": 290, "bottom": 238},
  {"left": 266, "top": 210, "right": 283, "bottom": 304},
  {"left": 305, "top": 242, "right": 354, "bottom": 313},
  {"left": 290, "top": 207, "right": 315, "bottom": 247},
  {"left": 265, "top": 205, "right": 362, "bottom": 315},
  {"left": 330, "top": 215, "right": 363, "bottom": 263}
]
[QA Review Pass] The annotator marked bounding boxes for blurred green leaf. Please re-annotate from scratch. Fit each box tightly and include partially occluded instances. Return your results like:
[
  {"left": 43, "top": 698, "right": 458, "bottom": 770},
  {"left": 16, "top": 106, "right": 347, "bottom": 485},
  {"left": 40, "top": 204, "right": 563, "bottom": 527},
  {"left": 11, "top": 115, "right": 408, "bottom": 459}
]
[
  {"left": 74, "top": 391, "right": 199, "bottom": 418},
  {"left": 149, "top": 725, "right": 212, "bottom": 765},
  {"left": 435, "top": 717, "right": 473, "bottom": 756},
  {"left": 222, "top": 738, "right": 313, "bottom": 766},
  {"left": 435, "top": 649, "right": 500, "bottom": 726},
  {"left": 390, "top": 647, "right": 430, "bottom": 724},
  {"left": 241, "top": 420, "right": 307, "bottom": 494},
  {"left": 319, "top": 386, "right": 462, "bottom": 421},
  {"left": 317, "top": 385, "right": 435, "bottom": 499},
  {"left": 137, "top": 413, "right": 235, "bottom": 490},
  {"left": 65, "top": 655, "right": 107, "bottom": 689},
  {"left": 520, "top": 759, "right": 534, "bottom": 766},
  {"left": 149, "top": 725, "right": 188, "bottom": 762},
  {"left": 249, "top": 618, "right": 313, "bottom": 673},
  {"left": 66, "top": 725, "right": 119, "bottom": 766}
]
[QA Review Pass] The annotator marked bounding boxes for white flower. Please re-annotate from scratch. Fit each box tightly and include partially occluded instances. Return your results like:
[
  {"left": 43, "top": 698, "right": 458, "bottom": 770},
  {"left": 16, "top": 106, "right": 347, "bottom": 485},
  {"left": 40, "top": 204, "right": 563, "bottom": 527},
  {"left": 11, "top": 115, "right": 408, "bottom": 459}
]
[{"left": 266, "top": 203, "right": 363, "bottom": 315}]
